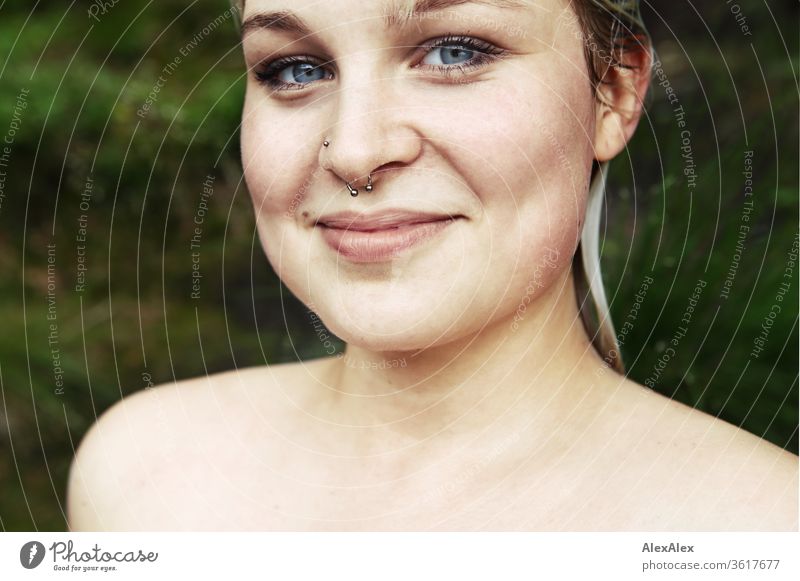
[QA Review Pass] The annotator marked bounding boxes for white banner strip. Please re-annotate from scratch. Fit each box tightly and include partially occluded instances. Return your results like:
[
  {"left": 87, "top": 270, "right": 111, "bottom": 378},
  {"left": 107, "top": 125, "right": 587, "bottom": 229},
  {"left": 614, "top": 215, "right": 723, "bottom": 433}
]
[{"left": 1, "top": 532, "right": 798, "bottom": 580}]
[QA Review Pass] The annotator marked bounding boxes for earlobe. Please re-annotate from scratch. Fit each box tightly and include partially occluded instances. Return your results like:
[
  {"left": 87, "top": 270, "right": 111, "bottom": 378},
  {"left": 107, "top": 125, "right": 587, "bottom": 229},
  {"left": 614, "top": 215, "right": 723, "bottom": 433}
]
[{"left": 592, "top": 38, "right": 652, "bottom": 162}]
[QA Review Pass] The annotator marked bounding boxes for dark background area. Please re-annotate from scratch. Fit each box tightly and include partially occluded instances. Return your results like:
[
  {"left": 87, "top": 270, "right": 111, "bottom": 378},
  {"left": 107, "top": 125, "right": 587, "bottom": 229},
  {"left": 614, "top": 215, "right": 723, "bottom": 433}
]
[{"left": 0, "top": 0, "right": 797, "bottom": 531}]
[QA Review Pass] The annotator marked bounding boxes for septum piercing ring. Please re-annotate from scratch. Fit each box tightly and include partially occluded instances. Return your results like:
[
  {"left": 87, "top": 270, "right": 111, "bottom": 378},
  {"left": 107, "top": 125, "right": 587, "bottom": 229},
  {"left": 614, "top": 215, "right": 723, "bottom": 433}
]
[{"left": 323, "top": 138, "right": 373, "bottom": 196}]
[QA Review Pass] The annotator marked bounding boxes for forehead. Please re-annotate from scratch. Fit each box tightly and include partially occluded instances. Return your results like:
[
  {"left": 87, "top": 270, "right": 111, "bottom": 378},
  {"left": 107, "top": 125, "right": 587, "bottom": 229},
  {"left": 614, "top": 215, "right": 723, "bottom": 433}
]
[
  {"left": 239, "top": 0, "right": 588, "bottom": 70},
  {"left": 240, "top": 0, "right": 574, "bottom": 39}
]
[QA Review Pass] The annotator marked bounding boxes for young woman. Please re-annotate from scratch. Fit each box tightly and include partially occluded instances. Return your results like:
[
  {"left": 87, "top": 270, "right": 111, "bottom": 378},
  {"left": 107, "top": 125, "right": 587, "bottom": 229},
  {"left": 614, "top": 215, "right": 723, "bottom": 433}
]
[{"left": 67, "top": 0, "right": 797, "bottom": 531}]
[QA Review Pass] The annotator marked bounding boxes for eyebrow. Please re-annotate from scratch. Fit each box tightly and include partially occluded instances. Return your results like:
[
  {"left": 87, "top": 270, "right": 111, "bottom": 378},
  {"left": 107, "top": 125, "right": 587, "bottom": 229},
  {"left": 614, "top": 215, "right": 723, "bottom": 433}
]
[
  {"left": 385, "top": 0, "right": 527, "bottom": 27},
  {"left": 241, "top": 0, "right": 527, "bottom": 37}
]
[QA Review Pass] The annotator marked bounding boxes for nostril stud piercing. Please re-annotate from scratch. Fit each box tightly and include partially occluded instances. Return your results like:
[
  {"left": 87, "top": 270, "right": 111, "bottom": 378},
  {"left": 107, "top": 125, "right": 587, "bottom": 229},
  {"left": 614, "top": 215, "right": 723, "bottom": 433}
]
[{"left": 323, "top": 140, "right": 330, "bottom": 147}]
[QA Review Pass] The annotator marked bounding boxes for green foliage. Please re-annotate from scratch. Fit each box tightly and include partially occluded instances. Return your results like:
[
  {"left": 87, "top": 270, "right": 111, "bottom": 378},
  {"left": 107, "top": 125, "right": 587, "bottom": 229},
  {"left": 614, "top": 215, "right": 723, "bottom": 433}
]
[{"left": 603, "top": 5, "right": 798, "bottom": 451}]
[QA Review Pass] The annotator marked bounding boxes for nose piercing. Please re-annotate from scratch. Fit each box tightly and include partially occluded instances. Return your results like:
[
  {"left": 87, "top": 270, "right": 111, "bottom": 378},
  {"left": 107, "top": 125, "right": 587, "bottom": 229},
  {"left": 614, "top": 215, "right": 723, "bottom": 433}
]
[{"left": 322, "top": 138, "right": 375, "bottom": 196}]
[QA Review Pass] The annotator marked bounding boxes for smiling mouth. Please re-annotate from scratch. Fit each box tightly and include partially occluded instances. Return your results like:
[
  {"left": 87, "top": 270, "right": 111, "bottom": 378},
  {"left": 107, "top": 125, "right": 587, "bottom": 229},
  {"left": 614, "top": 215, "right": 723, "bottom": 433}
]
[{"left": 316, "top": 212, "right": 462, "bottom": 263}]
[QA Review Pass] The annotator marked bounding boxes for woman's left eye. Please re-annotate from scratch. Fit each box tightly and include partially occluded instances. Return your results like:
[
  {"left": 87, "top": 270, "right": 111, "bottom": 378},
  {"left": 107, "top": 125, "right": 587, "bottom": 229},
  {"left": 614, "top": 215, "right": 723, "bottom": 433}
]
[
  {"left": 417, "top": 35, "right": 506, "bottom": 71},
  {"left": 423, "top": 45, "right": 475, "bottom": 66}
]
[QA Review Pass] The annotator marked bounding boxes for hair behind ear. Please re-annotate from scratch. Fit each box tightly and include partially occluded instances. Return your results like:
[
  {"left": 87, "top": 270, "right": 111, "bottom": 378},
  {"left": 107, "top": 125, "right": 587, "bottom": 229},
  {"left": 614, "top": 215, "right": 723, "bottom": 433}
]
[{"left": 573, "top": 160, "right": 625, "bottom": 374}]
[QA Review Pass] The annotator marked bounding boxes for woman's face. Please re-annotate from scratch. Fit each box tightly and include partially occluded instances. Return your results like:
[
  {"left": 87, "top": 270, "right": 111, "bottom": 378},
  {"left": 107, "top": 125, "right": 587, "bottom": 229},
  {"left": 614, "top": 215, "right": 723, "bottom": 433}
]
[{"left": 241, "top": 0, "right": 602, "bottom": 351}]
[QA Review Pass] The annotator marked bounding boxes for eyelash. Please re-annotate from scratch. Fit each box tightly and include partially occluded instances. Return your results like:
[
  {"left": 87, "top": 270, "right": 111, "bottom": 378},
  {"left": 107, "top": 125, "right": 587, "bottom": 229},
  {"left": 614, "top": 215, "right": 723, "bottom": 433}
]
[{"left": 253, "top": 34, "right": 507, "bottom": 91}]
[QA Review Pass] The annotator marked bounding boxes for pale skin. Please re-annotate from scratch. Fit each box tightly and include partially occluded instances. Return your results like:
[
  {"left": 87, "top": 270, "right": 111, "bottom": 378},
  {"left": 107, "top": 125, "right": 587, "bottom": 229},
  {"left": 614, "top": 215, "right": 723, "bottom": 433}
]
[{"left": 67, "top": 0, "right": 798, "bottom": 531}]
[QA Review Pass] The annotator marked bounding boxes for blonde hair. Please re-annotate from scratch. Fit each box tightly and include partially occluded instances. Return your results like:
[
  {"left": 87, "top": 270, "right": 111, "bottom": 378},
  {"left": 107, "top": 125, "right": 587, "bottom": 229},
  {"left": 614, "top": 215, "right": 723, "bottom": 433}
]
[{"left": 232, "top": 0, "right": 650, "bottom": 374}]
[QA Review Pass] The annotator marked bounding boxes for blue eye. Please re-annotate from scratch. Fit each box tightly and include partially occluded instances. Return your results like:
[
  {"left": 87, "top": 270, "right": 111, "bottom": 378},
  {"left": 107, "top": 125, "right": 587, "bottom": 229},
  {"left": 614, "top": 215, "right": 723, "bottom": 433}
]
[
  {"left": 422, "top": 46, "right": 476, "bottom": 66},
  {"left": 255, "top": 56, "right": 333, "bottom": 90},
  {"left": 277, "top": 62, "right": 329, "bottom": 85},
  {"left": 418, "top": 35, "right": 505, "bottom": 70}
]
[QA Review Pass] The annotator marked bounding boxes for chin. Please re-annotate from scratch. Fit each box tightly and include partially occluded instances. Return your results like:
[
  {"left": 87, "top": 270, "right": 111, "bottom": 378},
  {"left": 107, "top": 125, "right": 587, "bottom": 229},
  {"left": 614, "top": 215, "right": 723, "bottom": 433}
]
[
  {"left": 311, "top": 286, "right": 503, "bottom": 354},
  {"left": 320, "top": 301, "right": 452, "bottom": 353},
  {"left": 336, "top": 330, "right": 437, "bottom": 354}
]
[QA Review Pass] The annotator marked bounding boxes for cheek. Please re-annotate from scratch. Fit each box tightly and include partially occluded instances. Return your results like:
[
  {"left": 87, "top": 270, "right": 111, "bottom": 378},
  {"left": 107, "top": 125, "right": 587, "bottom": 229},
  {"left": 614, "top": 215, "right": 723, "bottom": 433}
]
[
  {"left": 241, "top": 92, "right": 316, "bottom": 218},
  {"left": 241, "top": 94, "right": 320, "bottom": 285},
  {"left": 502, "top": 75, "right": 593, "bottom": 201},
  {"left": 432, "top": 72, "right": 594, "bottom": 312},
  {"left": 449, "top": 79, "right": 593, "bottom": 264}
]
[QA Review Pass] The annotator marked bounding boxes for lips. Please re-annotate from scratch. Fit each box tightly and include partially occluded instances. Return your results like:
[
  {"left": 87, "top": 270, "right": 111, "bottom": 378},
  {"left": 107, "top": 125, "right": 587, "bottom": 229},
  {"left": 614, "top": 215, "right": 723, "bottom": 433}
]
[
  {"left": 316, "top": 210, "right": 457, "bottom": 230},
  {"left": 315, "top": 210, "right": 461, "bottom": 263}
]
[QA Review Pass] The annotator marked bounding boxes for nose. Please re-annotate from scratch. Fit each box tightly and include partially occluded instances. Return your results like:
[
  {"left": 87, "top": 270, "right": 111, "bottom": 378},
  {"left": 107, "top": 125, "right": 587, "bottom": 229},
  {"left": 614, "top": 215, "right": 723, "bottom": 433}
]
[{"left": 320, "top": 70, "right": 422, "bottom": 192}]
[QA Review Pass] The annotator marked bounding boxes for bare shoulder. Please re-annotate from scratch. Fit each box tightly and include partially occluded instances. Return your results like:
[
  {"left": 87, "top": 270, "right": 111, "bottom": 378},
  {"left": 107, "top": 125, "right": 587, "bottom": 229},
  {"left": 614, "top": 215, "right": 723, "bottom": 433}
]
[
  {"left": 618, "top": 378, "right": 798, "bottom": 531},
  {"left": 66, "top": 358, "right": 331, "bottom": 531}
]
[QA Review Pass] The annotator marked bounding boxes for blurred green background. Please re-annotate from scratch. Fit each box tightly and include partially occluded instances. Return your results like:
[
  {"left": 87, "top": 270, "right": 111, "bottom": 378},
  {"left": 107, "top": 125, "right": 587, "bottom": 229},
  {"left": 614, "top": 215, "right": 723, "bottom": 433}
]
[{"left": 0, "top": 0, "right": 797, "bottom": 531}]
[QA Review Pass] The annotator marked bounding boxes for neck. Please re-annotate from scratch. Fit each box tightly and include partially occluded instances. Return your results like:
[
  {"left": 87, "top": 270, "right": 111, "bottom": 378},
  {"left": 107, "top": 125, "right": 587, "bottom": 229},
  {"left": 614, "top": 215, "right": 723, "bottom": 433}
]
[{"left": 316, "top": 268, "right": 614, "bottom": 452}]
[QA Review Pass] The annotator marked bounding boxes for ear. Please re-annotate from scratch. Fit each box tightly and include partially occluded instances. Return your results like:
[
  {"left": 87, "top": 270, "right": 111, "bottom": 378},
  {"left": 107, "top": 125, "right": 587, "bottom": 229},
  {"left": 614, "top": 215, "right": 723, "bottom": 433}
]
[{"left": 592, "top": 37, "right": 652, "bottom": 162}]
